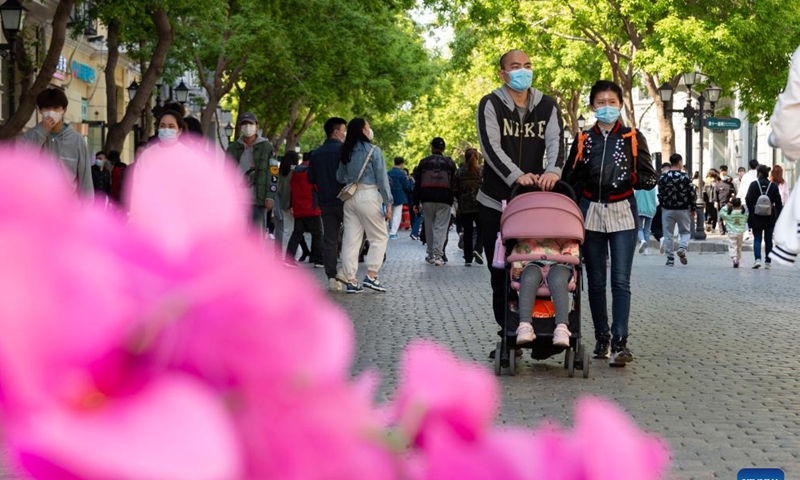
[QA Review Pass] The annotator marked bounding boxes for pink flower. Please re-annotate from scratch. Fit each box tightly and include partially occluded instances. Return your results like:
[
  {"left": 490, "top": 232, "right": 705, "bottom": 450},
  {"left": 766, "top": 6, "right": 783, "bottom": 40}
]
[
  {"left": 392, "top": 341, "right": 499, "bottom": 446},
  {"left": 0, "top": 145, "right": 242, "bottom": 480},
  {"left": 126, "top": 142, "right": 392, "bottom": 478},
  {"left": 571, "top": 397, "right": 670, "bottom": 480}
]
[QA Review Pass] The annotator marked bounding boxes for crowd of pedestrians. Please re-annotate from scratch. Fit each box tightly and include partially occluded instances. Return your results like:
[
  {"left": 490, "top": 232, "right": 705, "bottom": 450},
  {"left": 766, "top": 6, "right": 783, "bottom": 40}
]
[{"left": 17, "top": 45, "right": 800, "bottom": 373}]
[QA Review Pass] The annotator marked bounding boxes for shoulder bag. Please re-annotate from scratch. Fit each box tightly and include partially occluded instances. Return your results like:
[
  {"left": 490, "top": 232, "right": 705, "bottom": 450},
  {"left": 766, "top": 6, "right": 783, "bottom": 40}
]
[{"left": 337, "top": 145, "right": 376, "bottom": 202}]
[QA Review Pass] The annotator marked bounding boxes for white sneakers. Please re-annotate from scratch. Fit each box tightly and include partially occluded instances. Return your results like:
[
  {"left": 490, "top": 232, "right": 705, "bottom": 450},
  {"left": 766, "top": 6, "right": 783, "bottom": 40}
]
[
  {"left": 515, "top": 323, "right": 571, "bottom": 347},
  {"left": 553, "top": 324, "right": 571, "bottom": 347},
  {"left": 328, "top": 278, "right": 343, "bottom": 292},
  {"left": 516, "top": 323, "right": 535, "bottom": 343},
  {"left": 638, "top": 240, "right": 647, "bottom": 254}
]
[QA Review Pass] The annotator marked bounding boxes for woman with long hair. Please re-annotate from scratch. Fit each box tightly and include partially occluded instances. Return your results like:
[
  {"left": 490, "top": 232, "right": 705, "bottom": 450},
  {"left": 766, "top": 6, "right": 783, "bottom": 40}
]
[
  {"left": 770, "top": 164, "right": 790, "bottom": 205},
  {"left": 451, "top": 148, "right": 484, "bottom": 266},
  {"left": 336, "top": 118, "right": 393, "bottom": 293}
]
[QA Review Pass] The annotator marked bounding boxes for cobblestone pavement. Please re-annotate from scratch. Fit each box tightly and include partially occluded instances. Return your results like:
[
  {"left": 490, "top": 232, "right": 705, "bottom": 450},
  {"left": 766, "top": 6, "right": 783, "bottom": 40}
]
[
  {"left": 2, "top": 229, "right": 794, "bottom": 479},
  {"left": 323, "top": 229, "right": 800, "bottom": 480}
]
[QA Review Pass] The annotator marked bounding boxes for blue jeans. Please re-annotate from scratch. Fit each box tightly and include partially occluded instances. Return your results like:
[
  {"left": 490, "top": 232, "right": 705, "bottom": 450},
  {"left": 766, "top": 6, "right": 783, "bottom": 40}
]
[
  {"left": 638, "top": 216, "right": 652, "bottom": 243},
  {"left": 411, "top": 210, "right": 423, "bottom": 236},
  {"left": 583, "top": 228, "right": 638, "bottom": 341},
  {"left": 753, "top": 225, "right": 774, "bottom": 262}
]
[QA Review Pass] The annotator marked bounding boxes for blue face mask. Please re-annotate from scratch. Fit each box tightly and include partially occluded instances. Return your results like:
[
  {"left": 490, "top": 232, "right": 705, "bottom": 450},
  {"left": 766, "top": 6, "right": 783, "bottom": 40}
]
[
  {"left": 504, "top": 68, "right": 533, "bottom": 93},
  {"left": 158, "top": 128, "right": 179, "bottom": 143},
  {"left": 594, "top": 106, "right": 621, "bottom": 125}
]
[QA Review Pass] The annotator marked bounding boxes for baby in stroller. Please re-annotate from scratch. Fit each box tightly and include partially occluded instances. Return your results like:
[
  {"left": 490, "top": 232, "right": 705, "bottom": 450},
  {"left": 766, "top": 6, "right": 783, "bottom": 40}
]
[{"left": 511, "top": 238, "right": 580, "bottom": 347}]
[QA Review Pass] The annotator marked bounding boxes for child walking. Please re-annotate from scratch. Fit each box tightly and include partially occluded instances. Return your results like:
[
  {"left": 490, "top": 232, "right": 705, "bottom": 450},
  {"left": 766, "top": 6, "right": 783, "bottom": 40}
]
[
  {"left": 717, "top": 198, "right": 748, "bottom": 268},
  {"left": 512, "top": 238, "right": 580, "bottom": 347}
]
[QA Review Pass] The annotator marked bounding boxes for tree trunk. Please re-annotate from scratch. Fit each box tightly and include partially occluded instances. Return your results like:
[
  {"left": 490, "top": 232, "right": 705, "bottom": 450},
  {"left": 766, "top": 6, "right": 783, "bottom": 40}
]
[
  {"left": 105, "top": 20, "right": 120, "bottom": 127},
  {"left": 104, "top": 9, "right": 174, "bottom": 152},
  {"left": 643, "top": 71, "right": 676, "bottom": 159},
  {"left": 0, "top": 0, "right": 77, "bottom": 139},
  {"left": 199, "top": 93, "right": 219, "bottom": 139}
]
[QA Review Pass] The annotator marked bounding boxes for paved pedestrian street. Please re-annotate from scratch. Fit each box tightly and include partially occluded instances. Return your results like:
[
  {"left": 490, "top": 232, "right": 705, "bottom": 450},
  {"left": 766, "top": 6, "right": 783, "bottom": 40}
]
[{"left": 326, "top": 230, "right": 800, "bottom": 480}]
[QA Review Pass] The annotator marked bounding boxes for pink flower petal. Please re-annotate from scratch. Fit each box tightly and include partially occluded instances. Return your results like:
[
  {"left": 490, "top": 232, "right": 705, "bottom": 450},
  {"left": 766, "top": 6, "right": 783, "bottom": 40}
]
[
  {"left": 127, "top": 139, "right": 249, "bottom": 255},
  {"left": 410, "top": 422, "right": 536, "bottom": 480},
  {"left": 9, "top": 375, "right": 242, "bottom": 480},
  {"left": 573, "top": 397, "right": 670, "bottom": 480},
  {"left": 393, "top": 341, "right": 498, "bottom": 444}
]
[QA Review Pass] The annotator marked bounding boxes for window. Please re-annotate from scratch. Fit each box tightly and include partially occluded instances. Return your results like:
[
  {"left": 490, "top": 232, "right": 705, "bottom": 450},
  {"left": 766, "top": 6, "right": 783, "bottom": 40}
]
[{"left": 68, "top": 2, "right": 97, "bottom": 36}]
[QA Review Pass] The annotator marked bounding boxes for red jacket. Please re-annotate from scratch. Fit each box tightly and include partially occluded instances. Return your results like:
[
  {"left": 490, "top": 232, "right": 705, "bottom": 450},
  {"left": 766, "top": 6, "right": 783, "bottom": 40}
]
[{"left": 289, "top": 162, "right": 320, "bottom": 217}]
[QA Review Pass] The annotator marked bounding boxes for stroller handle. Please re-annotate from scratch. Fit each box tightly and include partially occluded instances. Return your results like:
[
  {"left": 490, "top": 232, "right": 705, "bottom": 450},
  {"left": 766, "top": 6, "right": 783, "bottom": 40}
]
[{"left": 510, "top": 180, "right": 577, "bottom": 203}]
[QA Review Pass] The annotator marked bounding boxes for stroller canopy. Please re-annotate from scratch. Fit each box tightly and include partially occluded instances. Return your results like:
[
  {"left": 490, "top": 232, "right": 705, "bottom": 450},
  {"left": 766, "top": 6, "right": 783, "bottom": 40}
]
[{"left": 500, "top": 192, "right": 585, "bottom": 243}]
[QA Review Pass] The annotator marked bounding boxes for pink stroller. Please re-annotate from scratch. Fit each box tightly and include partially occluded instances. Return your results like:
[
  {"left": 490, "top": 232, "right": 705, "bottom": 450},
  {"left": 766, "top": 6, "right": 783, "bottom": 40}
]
[{"left": 493, "top": 182, "right": 589, "bottom": 377}]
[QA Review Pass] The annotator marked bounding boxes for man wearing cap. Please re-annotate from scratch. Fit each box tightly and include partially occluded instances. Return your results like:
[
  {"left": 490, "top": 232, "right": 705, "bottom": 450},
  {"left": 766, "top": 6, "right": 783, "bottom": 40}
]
[
  {"left": 414, "top": 137, "right": 457, "bottom": 266},
  {"left": 476, "top": 48, "right": 564, "bottom": 358},
  {"left": 225, "top": 112, "right": 277, "bottom": 236}
]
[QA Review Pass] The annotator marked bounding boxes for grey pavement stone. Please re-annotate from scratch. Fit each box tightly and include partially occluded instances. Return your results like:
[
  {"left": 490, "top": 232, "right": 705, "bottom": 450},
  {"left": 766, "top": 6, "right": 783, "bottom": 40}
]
[{"left": 326, "top": 228, "right": 800, "bottom": 480}]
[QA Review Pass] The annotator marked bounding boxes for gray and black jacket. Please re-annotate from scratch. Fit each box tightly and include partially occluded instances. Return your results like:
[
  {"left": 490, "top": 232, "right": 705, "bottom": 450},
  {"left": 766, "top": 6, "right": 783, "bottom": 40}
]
[{"left": 476, "top": 86, "right": 564, "bottom": 211}]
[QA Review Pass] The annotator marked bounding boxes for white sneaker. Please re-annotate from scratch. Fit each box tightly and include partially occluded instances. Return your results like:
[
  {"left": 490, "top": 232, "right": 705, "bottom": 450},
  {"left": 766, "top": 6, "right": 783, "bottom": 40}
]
[
  {"left": 753, "top": 260, "right": 761, "bottom": 269},
  {"left": 765, "top": 262, "right": 772, "bottom": 270},
  {"left": 638, "top": 240, "right": 647, "bottom": 254},
  {"left": 643, "top": 247, "right": 651, "bottom": 256},
  {"left": 659, "top": 238, "right": 666, "bottom": 255},
  {"left": 516, "top": 322, "right": 535, "bottom": 344},
  {"left": 328, "top": 278, "right": 342, "bottom": 292},
  {"left": 553, "top": 324, "right": 571, "bottom": 347}
]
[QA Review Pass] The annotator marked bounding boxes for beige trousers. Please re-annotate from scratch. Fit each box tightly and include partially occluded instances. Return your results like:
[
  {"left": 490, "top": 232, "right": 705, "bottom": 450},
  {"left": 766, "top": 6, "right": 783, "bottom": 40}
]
[{"left": 341, "top": 185, "right": 388, "bottom": 282}]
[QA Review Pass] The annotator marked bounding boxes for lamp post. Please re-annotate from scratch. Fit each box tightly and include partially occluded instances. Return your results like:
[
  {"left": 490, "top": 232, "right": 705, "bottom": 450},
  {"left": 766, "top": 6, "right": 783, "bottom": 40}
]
[
  {"left": 0, "top": 0, "right": 27, "bottom": 119},
  {"left": 174, "top": 79, "right": 189, "bottom": 104},
  {"left": 224, "top": 122, "right": 233, "bottom": 139},
  {"left": 658, "top": 73, "right": 720, "bottom": 240},
  {"left": 577, "top": 114, "right": 586, "bottom": 129}
]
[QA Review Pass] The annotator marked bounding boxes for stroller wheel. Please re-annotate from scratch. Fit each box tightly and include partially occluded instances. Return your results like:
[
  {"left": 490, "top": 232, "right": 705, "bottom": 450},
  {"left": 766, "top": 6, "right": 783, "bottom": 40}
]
[
  {"left": 567, "top": 349, "right": 575, "bottom": 378},
  {"left": 494, "top": 341, "right": 502, "bottom": 376},
  {"left": 573, "top": 343, "right": 584, "bottom": 370},
  {"left": 508, "top": 348, "right": 516, "bottom": 376},
  {"left": 582, "top": 348, "right": 591, "bottom": 379}
]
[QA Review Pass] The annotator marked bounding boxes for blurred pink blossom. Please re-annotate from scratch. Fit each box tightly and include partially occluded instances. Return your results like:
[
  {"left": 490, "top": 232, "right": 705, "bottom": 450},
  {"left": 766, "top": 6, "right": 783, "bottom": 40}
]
[{"left": 0, "top": 141, "right": 670, "bottom": 480}]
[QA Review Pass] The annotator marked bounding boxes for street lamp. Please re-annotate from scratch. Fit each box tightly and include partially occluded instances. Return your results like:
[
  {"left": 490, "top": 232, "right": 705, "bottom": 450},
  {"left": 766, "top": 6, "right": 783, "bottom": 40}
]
[
  {"left": 224, "top": 122, "right": 234, "bottom": 138},
  {"left": 658, "top": 73, "right": 721, "bottom": 239},
  {"left": 174, "top": 80, "right": 189, "bottom": 104},
  {"left": 0, "top": 0, "right": 28, "bottom": 119},
  {"left": 577, "top": 114, "right": 586, "bottom": 129},
  {"left": 126, "top": 80, "right": 138, "bottom": 101}
]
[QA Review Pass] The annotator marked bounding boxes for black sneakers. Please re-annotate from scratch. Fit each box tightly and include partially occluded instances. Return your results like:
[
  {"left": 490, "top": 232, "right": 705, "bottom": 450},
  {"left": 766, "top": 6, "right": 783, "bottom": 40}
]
[
  {"left": 593, "top": 335, "right": 610, "bottom": 359},
  {"left": 609, "top": 339, "right": 634, "bottom": 367}
]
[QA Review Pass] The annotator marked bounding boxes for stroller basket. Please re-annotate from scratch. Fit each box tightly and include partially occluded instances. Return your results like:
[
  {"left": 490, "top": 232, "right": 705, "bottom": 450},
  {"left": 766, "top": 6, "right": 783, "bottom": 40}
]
[{"left": 500, "top": 192, "right": 584, "bottom": 244}]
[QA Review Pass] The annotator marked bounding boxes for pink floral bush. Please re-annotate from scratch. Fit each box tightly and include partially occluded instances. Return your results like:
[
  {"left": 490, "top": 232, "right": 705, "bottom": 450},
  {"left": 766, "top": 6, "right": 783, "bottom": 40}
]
[{"left": 0, "top": 142, "right": 669, "bottom": 480}]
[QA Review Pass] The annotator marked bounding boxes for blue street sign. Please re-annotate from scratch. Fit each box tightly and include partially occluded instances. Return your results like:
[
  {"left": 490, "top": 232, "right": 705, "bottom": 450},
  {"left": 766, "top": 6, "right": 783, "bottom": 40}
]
[{"left": 704, "top": 117, "right": 741, "bottom": 130}]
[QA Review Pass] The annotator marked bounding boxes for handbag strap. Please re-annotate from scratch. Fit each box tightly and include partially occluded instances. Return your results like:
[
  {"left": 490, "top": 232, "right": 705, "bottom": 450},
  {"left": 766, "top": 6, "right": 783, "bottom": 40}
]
[{"left": 352, "top": 145, "right": 376, "bottom": 184}]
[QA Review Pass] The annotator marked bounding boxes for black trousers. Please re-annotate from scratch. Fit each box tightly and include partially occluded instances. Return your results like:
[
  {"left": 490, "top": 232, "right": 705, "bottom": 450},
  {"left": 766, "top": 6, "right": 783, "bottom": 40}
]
[
  {"left": 479, "top": 206, "right": 509, "bottom": 329},
  {"left": 320, "top": 204, "right": 344, "bottom": 279},
  {"left": 459, "top": 211, "right": 483, "bottom": 262},
  {"left": 286, "top": 216, "right": 323, "bottom": 264}
]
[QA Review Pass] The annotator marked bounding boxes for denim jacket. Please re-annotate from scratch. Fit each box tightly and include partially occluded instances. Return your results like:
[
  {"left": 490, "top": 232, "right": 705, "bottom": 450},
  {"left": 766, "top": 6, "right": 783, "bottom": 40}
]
[{"left": 336, "top": 141, "right": 393, "bottom": 205}]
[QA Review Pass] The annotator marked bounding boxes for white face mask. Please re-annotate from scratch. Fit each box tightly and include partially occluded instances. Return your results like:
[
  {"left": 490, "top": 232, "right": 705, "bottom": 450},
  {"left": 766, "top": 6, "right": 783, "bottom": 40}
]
[
  {"left": 366, "top": 127, "right": 374, "bottom": 141},
  {"left": 158, "top": 128, "right": 179, "bottom": 143},
  {"left": 42, "top": 110, "right": 64, "bottom": 123},
  {"left": 241, "top": 124, "right": 258, "bottom": 137}
]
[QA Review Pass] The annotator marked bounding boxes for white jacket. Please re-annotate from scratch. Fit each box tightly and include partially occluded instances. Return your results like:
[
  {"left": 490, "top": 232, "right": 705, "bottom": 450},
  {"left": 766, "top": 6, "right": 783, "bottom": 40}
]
[
  {"left": 769, "top": 175, "right": 800, "bottom": 265},
  {"left": 770, "top": 45, "right": 800, "bottom": 161}
]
